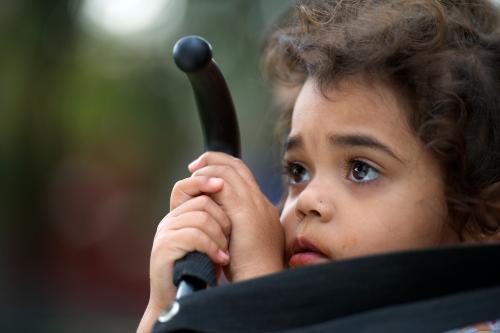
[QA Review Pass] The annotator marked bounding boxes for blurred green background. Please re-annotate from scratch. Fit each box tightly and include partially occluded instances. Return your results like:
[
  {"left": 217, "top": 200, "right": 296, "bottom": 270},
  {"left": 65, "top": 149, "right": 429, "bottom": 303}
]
[{"left": 0, "top": 0, "right": 290, "bottom": 331}]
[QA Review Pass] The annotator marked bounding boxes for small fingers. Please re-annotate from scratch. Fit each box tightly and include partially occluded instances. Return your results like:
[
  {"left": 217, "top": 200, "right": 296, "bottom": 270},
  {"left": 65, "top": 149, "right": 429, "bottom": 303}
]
[
  {"left": 162, "top": 211, "right": 229, "bottom": 252},
  {"left": 188, "top": 152, "right": 257, "bottom": 185},
  {"left": 162, "top": 228, "right": 230, "bottom": 265},
  {"left": 170, "top": 176, "right": 224, "bottom": 210},
  {"left": 191, "top": 165, "right": 258, "bottom": 208},
  {"left": 169, "top": 195, "right": 231, "bottom": 236}
]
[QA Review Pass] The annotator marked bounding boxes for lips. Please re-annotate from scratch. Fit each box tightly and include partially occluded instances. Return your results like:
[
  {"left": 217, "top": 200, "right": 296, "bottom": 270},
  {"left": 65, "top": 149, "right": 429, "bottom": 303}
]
[{"left": 288, "top": 236, "right": 330, "bottom": 268}]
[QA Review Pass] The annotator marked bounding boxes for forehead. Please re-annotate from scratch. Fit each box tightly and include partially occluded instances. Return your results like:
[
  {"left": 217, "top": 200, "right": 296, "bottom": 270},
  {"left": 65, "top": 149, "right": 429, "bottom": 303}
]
[{"left": 290, "top": 77, "right": 414, "bottom": 146}]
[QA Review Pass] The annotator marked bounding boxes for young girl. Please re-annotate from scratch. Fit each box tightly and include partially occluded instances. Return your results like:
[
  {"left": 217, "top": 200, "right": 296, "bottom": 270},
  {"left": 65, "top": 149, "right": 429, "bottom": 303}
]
[{"left": 138, "top": 0, "right": 500, "bottom": 332}]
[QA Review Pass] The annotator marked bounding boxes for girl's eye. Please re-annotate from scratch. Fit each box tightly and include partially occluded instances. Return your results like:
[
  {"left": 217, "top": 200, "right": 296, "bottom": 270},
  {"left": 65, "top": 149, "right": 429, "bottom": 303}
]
[
  {"left": 348, "top": 160, "right": 379, "bottom": 183},
  {"left": 284, "top": 162, "right": 310, "bottom": 185}
]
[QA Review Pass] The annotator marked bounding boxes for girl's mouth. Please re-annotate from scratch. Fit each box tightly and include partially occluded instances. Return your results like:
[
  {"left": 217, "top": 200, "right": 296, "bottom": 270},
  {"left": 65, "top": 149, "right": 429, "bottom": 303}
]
[{"left": 288, "top": 236, "right": 330, "bottom": 268}]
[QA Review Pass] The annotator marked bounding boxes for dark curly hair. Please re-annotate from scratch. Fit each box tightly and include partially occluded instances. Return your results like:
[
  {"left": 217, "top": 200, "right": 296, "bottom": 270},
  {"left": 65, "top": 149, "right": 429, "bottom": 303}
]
[{"left": 262, "top": 0, "right": 500, "bottom": 239}]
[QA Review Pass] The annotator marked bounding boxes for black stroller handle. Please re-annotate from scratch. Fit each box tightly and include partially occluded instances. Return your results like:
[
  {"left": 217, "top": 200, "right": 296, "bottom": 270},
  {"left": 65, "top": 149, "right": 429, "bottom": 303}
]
[{"left": 171, "top": 36, "right": 241, "bottom": 298}]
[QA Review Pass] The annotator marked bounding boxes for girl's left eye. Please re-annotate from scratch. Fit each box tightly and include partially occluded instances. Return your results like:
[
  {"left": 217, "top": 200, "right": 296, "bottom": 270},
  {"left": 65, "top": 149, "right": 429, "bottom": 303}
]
[{"left": 348, "top": 160, "right": 379, "bottom": 183}]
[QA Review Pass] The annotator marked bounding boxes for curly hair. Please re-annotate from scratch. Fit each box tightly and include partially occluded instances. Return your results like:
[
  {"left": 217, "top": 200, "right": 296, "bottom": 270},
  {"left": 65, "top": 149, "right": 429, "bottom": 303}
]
[{"left": 262, "top": 0, "right": 500, "bottom": 239}]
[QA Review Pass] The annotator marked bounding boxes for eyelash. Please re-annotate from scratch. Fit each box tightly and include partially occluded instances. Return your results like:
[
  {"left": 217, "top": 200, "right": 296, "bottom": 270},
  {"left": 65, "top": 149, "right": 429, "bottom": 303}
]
[
  {"left": 282, "top": 157, "right": 381, "bottom": 186},
  {"left": 343, "top": 155, "right": 381, "bottom": 185},
  {"left": 282, "top": 161, "right": 309, "bottom": 186}
]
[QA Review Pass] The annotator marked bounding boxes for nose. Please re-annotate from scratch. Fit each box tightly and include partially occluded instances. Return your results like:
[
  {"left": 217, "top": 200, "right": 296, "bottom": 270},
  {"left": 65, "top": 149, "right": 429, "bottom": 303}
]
[{"left": 295, "top": 180, "right": 333, "bottom": 223}]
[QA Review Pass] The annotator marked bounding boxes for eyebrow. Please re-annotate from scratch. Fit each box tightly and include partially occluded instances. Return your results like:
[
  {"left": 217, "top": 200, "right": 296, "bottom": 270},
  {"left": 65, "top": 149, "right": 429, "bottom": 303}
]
[
  {"left": 284, "top": 136, "right": 303, "bottom": 152},
  {"left": 329, "top": 134, "right": 402, "bottom": 161},
  {"left": 284, "top": 133, "right": 403, "bottom": 162}
]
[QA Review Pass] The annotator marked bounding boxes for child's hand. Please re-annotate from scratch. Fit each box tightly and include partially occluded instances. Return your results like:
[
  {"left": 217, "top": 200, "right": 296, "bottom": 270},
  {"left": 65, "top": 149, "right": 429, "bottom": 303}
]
[
  {"left": 188, "top": 152, "right": 285, "bottom": 282},
  {"left": 146, "top": 176, "right": 231, "bottom": 319}
]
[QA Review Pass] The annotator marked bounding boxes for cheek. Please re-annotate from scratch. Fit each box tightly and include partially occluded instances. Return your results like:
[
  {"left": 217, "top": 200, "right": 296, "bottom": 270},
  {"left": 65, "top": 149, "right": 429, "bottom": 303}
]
[
  {"left": 339, "top": 235, "right": 358, "bottom": 253},
  {"left": 372, "top": 192, "right": 448, "bottom": 245},
  {"left": 336, "top": 190, "right": 449, "bottom": 257},
  {"left": 390, "top": 152, "right": 451, "bottom": 241},
  {"left": 409, "top": 196, "right": 449, "bottom": 237}
]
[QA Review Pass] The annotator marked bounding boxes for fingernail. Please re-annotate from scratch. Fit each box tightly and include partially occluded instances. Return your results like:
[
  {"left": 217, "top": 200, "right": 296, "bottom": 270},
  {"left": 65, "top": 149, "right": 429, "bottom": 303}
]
[
  {"left": 208, "top": 177, "right": 223, "bottom": 187},
  {"left": 188, "top": 158, "right": 200, "bottom": 171},
  {"left": 218, "top": 249, "right": 230, "bottom": 264}
]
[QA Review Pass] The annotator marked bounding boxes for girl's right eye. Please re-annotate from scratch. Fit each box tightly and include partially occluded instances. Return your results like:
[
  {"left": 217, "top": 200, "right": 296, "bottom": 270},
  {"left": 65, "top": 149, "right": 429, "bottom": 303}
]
[{"left": 284, "top": 162, "right": 310, "bottom": 185}]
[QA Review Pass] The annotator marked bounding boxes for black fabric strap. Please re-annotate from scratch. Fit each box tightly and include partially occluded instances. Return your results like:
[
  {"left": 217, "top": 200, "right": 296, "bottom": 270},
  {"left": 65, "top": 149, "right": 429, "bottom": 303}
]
[
  {"left": 281, "top": 286, "right": 500, "bottom": 333},
  {"left": 154, "top": 244, "right": 500, "bottom": 333}
]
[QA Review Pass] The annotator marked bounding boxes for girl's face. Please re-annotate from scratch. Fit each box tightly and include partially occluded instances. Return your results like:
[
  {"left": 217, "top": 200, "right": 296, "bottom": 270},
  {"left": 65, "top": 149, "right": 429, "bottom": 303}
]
[{"left": 281, "top": 77, "right": 460, "bottom": 268}]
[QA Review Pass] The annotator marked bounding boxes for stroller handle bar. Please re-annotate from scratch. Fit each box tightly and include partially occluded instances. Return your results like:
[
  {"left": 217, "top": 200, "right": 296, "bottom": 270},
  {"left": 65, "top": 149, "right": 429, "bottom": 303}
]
[{"left": 171, "top": 36, "right": 241, "bottom": 298}]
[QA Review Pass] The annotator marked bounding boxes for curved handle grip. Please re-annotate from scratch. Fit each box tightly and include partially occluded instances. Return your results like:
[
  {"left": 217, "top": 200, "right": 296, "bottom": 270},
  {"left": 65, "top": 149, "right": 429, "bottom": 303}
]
[
  {"left": 173, "top": 35, "right": 241, "bottom": 157},
  {"left": 172, "top": 36, "right": 241, "bottom": 297}
]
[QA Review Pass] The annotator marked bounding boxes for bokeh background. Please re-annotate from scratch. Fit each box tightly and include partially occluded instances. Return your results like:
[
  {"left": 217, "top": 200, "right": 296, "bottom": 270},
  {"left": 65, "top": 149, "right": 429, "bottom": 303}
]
[{"left": 1, "top": 0, "right": 290, "bottom": 331}]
